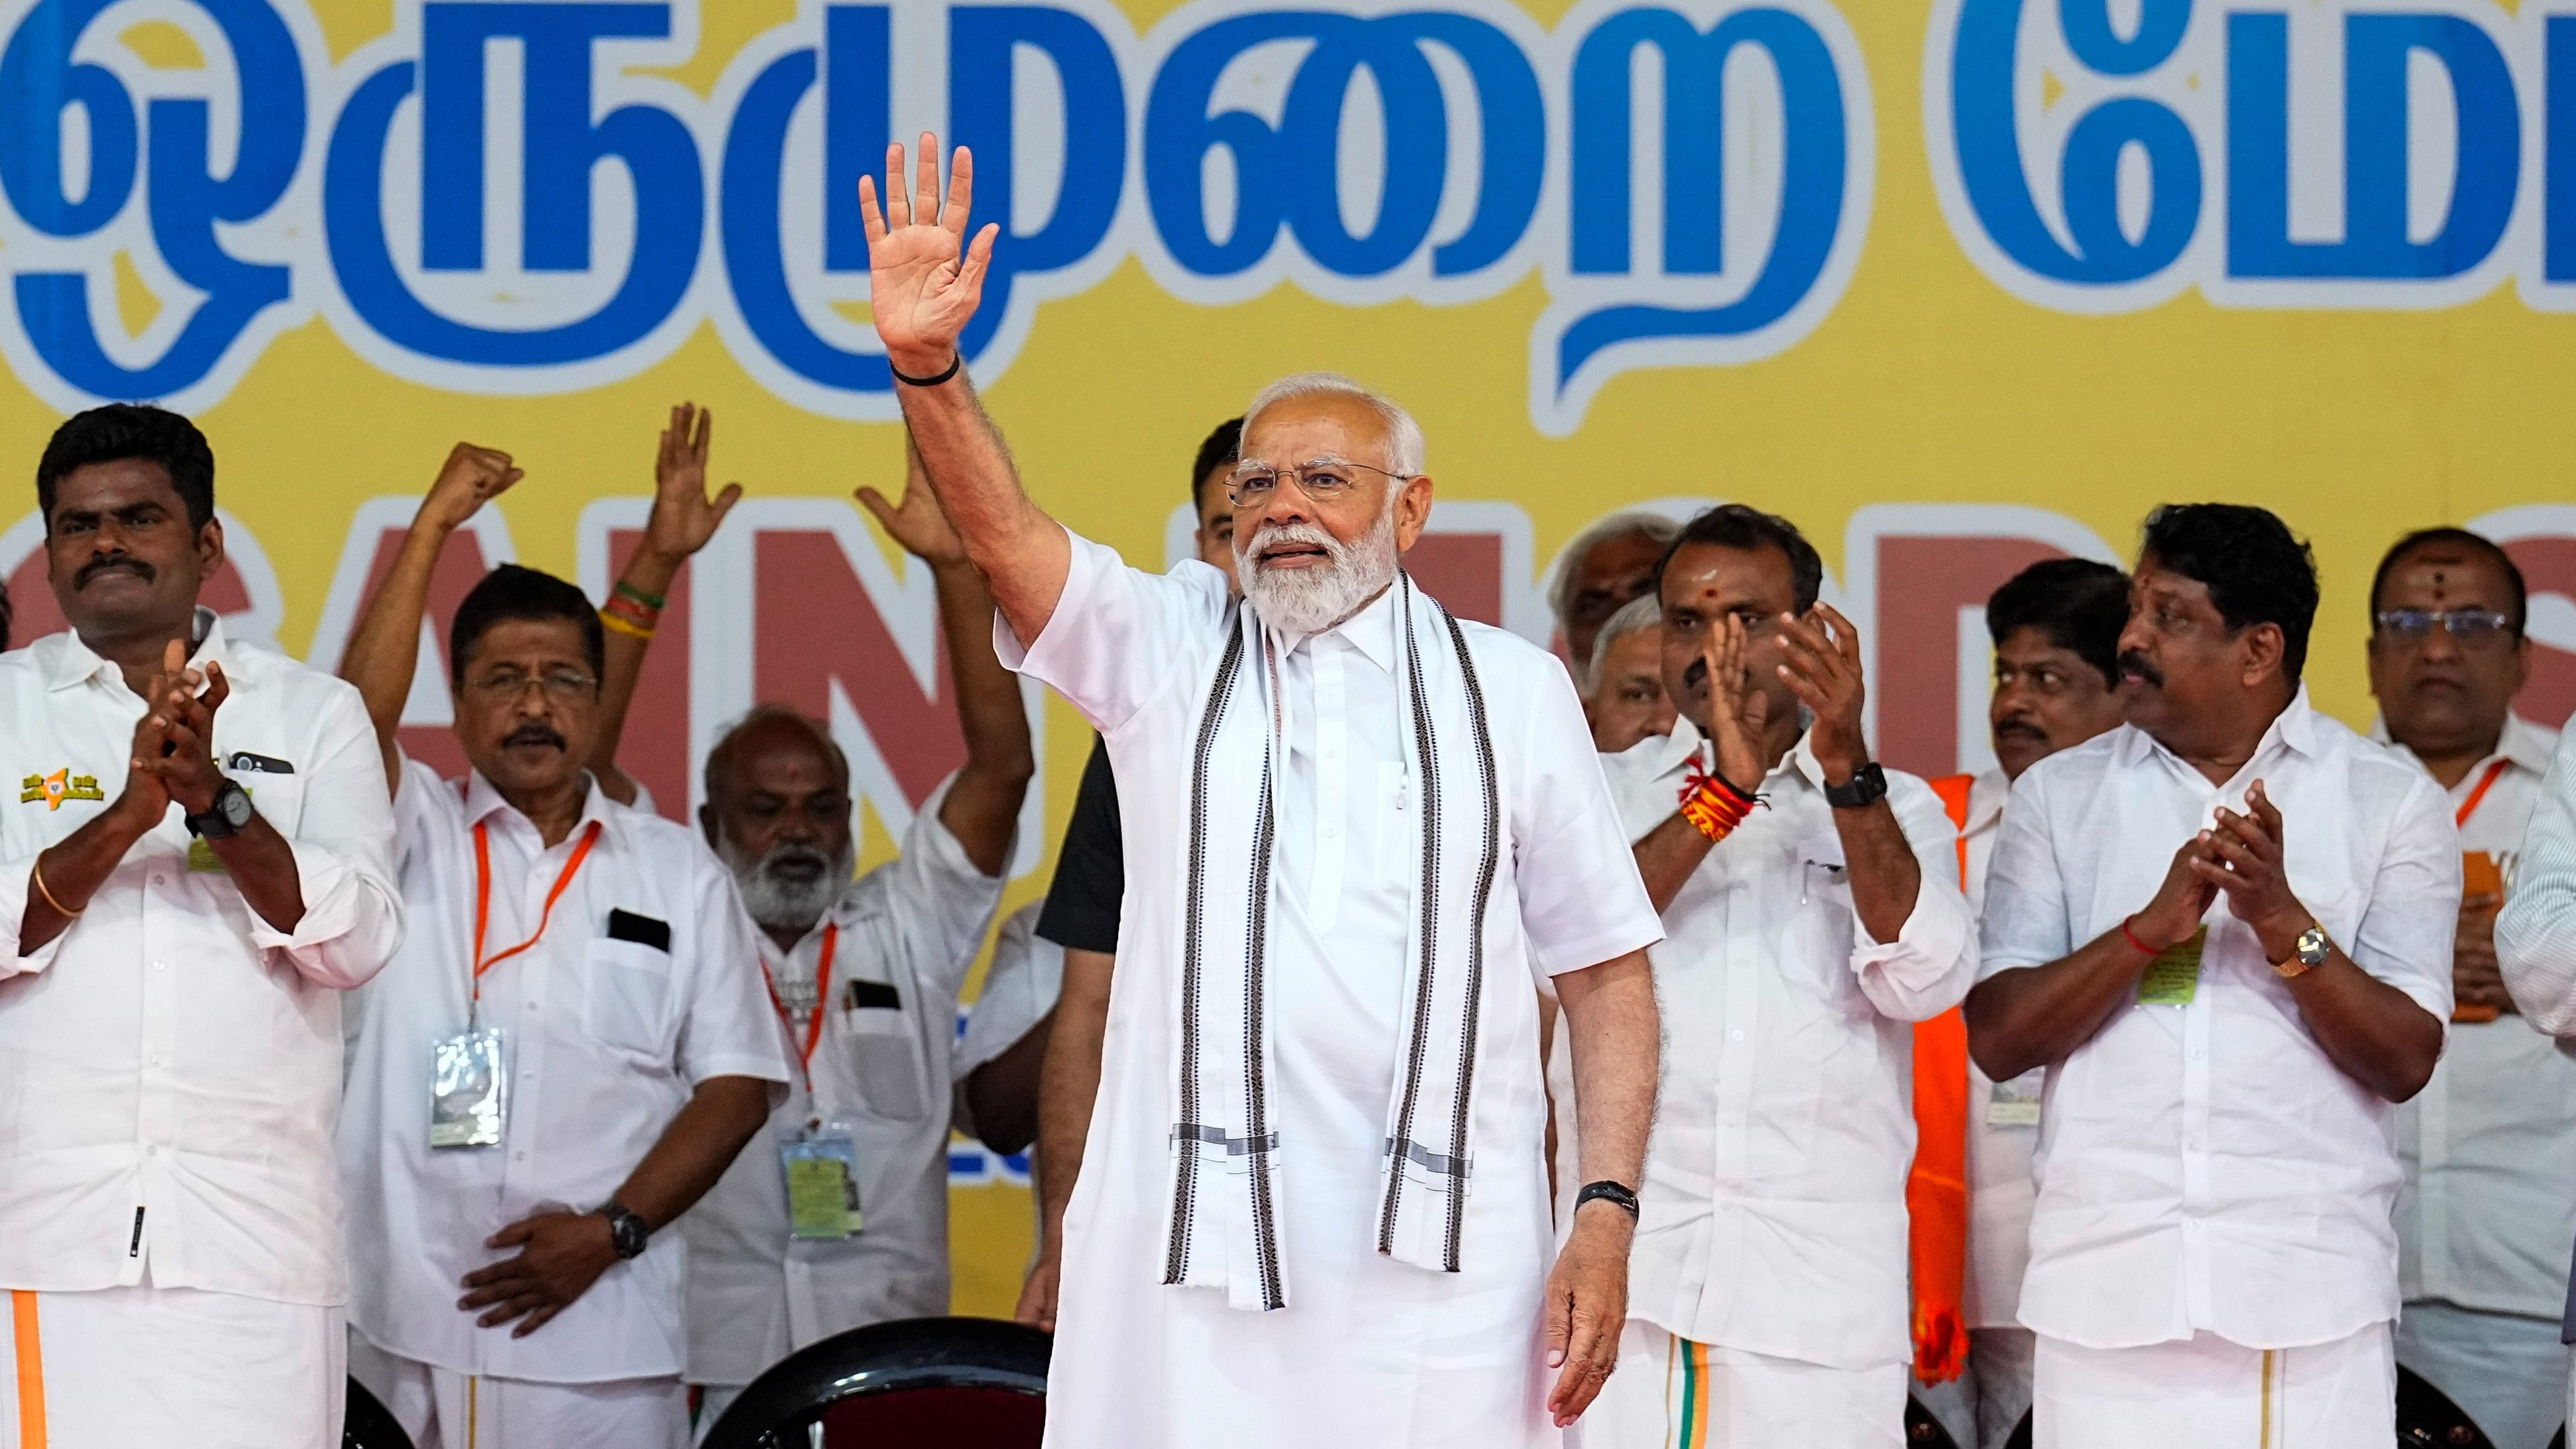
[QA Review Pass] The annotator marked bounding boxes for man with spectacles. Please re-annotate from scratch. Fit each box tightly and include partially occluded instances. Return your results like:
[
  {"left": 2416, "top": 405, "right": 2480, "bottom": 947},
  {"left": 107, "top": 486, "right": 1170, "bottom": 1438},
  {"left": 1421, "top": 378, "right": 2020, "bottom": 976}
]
[
  {"left": 0, "top": 406, "right": 402, "bottom": 1449},
  {"left": 2366, "top": 528, "right": 2575, "bottom": 1449},
  {"left": 1967, "top": 504, "right": 2455, "bottom": 1448},
  {"left": 336, "top": 424, "right": 787, "bottom": 1449},
  {"left": 860, "top": 138, "right": 1662, "bottom": 1449}
]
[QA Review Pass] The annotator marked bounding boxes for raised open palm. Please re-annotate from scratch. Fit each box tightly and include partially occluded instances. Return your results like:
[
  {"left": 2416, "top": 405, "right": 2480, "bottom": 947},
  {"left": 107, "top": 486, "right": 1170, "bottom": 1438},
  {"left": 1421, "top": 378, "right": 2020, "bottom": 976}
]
[{"left": 859, "top": 133, "right": 1000, "bottom": 376}]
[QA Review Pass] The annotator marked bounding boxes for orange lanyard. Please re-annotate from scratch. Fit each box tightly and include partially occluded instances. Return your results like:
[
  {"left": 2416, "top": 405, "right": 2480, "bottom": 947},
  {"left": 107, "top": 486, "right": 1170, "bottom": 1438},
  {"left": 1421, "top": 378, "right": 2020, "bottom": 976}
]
[
  {"left": 471, "top": 819, "right": 602, "bottom": 1004},
  {"left": 2456, "top": 757, "right": 2511, "bottom": 829},
  {"left": 763, "top": 923, "right": 838, "bottom": 1093}
]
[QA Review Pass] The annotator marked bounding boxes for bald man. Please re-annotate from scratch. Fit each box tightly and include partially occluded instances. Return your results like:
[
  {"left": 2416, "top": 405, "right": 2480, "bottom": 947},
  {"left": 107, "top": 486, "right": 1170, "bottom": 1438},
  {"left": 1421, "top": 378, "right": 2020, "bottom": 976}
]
[{"left": 672, "top": 450, "right": 1032, "bottom": 1436}]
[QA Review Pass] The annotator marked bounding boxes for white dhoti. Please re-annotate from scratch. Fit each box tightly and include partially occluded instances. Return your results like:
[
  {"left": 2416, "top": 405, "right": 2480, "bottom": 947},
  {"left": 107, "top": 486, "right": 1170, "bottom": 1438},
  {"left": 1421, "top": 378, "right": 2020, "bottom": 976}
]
[
  {"left": 0, "top": 1283, "right": 343, "bottom": 1448},
  {"left": 2396, "top": 1302, "right": 2569, "bottom": 1449},
  {"left": 2032, "top": 1324, "right": 2395, "bottom": 1449},
  {"left": 349, "top": 1332, "right": 687, "bottom": 1449},
  {"left": 1575, "top": 1319, "right": 1906, "bottom": 1448}
]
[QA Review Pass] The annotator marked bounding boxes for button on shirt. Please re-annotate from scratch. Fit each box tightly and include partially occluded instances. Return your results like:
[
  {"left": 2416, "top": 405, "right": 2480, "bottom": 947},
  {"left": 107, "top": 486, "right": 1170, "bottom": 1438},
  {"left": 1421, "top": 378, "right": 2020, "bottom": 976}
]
[
  {"left": 682, "top": 775, "right": 1005, "bottom": 1388},
  {"left": 342, "top": 762, "right": 786, "bottom": 1383},
  {"left": 0, "top": 614, "right": 402, "bottom": 1305},
  {"left": 2383, "top": 714, "right": 2576, "bottom": 1321},
  {"left": 1979, "top": 690, "right": 2459, "bottom": 1350},
  {"left": 1600, "top": 718, "right": 1976, "bottom": 1370}
]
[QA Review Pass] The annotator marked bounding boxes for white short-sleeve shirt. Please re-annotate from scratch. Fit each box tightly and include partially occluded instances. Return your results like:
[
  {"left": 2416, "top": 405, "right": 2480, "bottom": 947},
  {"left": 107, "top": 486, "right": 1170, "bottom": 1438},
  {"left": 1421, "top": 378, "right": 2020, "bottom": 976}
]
[
  {"left": 342, "top": 762, "right": 788, "bottom": 1384},
  {"left": 1978, "top": 689, "right": 2458, "bottom": 1351}
]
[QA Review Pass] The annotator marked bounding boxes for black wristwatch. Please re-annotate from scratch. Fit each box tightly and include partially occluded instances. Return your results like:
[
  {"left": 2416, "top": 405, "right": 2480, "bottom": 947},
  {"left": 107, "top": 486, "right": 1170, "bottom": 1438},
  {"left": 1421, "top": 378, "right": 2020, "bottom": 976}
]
[
  {"left": 1573, "top": 1180, "right": 1639, "bottom": 1220},
  {"left": 1823, "top": 761, "right": 1888, "bottom": 811},
  {"left": 599, "top": 1200, "right": 651, "bottom": 1260},
  {"left": 185, "top": 778, "right": 255, "bottom": 840}
]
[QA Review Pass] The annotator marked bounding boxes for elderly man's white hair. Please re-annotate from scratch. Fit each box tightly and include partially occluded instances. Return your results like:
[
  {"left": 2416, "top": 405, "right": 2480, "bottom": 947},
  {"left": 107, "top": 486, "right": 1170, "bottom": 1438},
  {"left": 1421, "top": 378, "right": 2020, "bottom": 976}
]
[
  {"left": 1241, "top": 372, "right": 1428, "bottom": 477},
  {"left": 1549, "top": 511, "right": 1683, "bottom": 632},
  {"left": 1582, "top": 594, "right": 1666, "bottom": 697}
]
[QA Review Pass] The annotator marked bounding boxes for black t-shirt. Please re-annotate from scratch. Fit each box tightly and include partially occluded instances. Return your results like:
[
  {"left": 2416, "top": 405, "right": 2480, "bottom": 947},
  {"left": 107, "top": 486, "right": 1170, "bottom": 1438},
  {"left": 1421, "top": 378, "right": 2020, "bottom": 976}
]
[{"left": 1036, "top": 735, "right": 1123, "bottom": 954}]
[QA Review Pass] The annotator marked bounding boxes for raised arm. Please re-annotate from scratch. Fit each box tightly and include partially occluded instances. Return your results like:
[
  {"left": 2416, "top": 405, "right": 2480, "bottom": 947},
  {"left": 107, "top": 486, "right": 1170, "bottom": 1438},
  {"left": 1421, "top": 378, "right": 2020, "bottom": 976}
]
[
  {"left": 590, "top": 403, "right": 743, "bottom": 806},
  {"left": 857, "top": 438, "right": 1034, "bottom": 875},
  {"left": 339, "top": 445, "right": 522, "bottom": 793},
  {"left": 860, "top": 135, "right": 1069, "bottom": 643}
]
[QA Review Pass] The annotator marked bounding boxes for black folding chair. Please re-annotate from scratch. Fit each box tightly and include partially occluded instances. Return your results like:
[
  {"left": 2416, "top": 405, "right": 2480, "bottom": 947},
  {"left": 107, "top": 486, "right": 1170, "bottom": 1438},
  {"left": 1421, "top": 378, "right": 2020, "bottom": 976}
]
[
  {"left": 702, "top": 1315, "right": 1050, "bottom": 1449},
  {"left": 1906, "top": 1393, "right": 1963, "bottom": 1448},
  {"left": 2397, "top": 1364, "right": 2495, "bottom": 1448},
  {"left": 343, "top": 1377, "right": 413, "bottom": 1449}
]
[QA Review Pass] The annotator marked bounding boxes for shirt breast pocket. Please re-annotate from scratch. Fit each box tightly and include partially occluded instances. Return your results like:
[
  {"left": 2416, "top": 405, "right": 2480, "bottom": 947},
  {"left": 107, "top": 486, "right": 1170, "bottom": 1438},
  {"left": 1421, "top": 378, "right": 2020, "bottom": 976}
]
[
  {"left": 834, "top": 983, "right": 927, "bottom": 1122},
  {"left": 583, "top": 939, "right": 674, "bottom": 1059}
]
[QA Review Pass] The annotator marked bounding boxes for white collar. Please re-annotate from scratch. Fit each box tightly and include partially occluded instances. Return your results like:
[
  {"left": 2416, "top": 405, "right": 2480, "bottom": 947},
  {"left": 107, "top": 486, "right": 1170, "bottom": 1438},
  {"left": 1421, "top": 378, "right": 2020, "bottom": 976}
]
[
  {"left": 461, "top": 769, "right": 623, "bottom": 851},
  {"left": 36, "top": 605, "right": 245, "bottom": 696}
]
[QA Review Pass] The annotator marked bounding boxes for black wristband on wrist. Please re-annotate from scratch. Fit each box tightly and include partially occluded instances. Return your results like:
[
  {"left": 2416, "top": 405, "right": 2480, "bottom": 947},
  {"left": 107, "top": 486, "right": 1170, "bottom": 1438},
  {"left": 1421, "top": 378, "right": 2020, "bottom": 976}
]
[
  {"left": 1574, "top": 1179, "right": 1639, "bottom": 1219},
  {"left": 889, "top": 352, "right": 962, "bottom": 387}
]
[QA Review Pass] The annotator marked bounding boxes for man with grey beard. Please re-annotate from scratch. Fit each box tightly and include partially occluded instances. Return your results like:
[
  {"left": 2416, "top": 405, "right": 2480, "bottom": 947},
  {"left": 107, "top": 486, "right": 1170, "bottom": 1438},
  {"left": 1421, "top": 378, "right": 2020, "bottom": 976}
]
[
  {"left": 859, "top": 137, "right": 1662, "bottom": 1448},
  {"left": 672, "top": 445, "right": 1032, "bottom": 1438}
]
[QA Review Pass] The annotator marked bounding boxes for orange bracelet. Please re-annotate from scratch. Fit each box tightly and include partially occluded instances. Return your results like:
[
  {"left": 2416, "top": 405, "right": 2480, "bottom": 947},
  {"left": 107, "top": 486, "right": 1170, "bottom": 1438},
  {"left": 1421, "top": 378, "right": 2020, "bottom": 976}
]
[{"left": 1677, "top": 765, "right": 1758, "bottom": 844}]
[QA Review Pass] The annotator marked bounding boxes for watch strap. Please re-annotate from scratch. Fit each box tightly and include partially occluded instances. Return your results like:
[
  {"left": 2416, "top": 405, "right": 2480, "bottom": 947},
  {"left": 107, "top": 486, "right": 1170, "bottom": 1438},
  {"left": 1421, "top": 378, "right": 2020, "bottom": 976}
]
[
  {"left": 2273, "top": 924, "right": 2329, "bottom": 978},
  {"left": 1823, "top": 761, "right": 1887, "bottom": 811},
  {"left": 185, "top": 779, "right": 251, "bottom": 840},
  {"left": 1573, "top": 1179, "right": 1639, "bottom": 1219},
  {"left": 600, "top": 1199, "right": 651, "bottom": 1258}
]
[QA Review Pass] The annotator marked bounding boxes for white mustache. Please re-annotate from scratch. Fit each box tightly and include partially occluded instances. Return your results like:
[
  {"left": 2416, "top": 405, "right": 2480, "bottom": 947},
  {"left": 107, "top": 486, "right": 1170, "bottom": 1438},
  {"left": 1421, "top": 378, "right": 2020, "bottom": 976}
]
[{"left": 1243, "top": 520, "right": 1346, "bottom": 568}]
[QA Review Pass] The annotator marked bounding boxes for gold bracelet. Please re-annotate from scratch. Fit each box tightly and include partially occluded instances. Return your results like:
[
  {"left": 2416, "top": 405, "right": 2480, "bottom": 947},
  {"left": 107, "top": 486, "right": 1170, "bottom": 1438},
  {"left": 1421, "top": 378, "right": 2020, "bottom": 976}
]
[
  {"left": 31, "top": 856, "right": 82, "bottom": 917},
  {"left": 598, "top": 608, "right": 656, "bottom": 641}
]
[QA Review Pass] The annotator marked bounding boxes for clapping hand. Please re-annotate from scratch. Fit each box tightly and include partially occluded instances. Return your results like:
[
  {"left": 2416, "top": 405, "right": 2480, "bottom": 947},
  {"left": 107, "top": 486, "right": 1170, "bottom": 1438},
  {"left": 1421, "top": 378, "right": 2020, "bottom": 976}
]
[
  {"left": 1776, "top": 603, "right": 1871, "bottom": 783},
  {"left": 2194, "top": 781, "right": 2312, "bottom": 962},
  {"left": 1697, "top": 611, "right": 1769, "bottom": 797},
  {"left": 127, "top": 638, "right": 228, "bottom": 818},
  {"left": 857, "top": 134, "right": 999, "bottom": 378}
]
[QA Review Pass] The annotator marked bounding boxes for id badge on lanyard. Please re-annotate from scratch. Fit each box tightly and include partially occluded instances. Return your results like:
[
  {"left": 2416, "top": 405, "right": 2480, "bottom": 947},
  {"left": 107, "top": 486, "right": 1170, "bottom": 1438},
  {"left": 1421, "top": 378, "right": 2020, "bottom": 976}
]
[
  {"left": 429, "top": 819, "right": 601, "bottom": 1150},
  {"left": 782, "top": 1125, "right": 863, "bottom": 1240},
  {"left": 769, "top": 924, "right": 862, "bottom": 1239}
]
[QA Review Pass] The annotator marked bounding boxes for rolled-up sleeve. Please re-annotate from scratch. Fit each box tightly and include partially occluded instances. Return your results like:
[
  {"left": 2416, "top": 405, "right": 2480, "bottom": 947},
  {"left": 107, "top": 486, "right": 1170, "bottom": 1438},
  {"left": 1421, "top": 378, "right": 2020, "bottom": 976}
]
[
  {"left": 1848, "top": 776, "right": 1976, "bottom": 1022},
  {"left": 1511, "top": 659, "right": 1662, "bottom": 976},
  {"left": 2501, "top": 728, "right": 2576, "bottom": 1037},
  {"left": 0, "top": 851, "right": 70, "bottom": 976},
  {"left": 994, "top": 527, "right": 1232, "bottom": 738},
  {"left": 247, "top": 685, "right": 405, "bottom": 990}
]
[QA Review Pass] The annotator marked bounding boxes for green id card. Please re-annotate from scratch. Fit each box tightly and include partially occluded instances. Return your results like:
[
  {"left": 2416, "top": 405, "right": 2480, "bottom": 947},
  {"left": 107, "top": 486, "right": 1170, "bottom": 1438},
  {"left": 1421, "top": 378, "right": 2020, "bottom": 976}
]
[
  {"left": 783, "top": 1134, "right": 862, "bottom": 1240},
  {"left": 2138, "top": 927, "right": 2207, "bottom": 1006}
]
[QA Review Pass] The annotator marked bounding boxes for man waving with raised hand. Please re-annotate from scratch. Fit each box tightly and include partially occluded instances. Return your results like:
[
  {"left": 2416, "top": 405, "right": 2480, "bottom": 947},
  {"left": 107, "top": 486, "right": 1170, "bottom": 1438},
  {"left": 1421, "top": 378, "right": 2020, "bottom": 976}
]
[{"left": 857, "top": 135, "right": 1666, "bottom": 1449}]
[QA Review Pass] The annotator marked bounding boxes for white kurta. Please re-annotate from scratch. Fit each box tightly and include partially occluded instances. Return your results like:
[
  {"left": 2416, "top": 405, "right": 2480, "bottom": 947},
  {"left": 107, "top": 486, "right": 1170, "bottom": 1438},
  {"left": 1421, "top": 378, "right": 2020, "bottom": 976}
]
[
  {"left": 999, "top": 533, "right": 1662, "bottom": 1449},
  {"left": 1596, "top": 720, "right": 1977, "bottom": 1371},
  {"left": 681, "top": 775, "right": 1004, "bottom": 1388}
]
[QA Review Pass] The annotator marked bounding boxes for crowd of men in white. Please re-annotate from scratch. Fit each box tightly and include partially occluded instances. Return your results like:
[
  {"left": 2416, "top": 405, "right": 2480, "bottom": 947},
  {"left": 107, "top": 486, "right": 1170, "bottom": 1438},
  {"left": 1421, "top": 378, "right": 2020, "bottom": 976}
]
[{"left": 2, "top": 137, "right": 2574, "bottom": 1449}]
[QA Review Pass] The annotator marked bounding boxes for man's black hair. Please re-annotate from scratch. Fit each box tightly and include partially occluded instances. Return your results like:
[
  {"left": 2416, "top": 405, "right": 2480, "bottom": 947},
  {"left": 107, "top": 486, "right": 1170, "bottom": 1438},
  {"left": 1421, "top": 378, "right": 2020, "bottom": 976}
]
[
  {"left": 38, "top": 404, "right": 216, "bottom": 531},
  {"left": 1987, "top": 558, "right": 2130, "bottom": 690},
  {"left": 2368, "top": 526, "right": 2526, "bottom": 638},
  {"left": 1191, "top": 417, "right": 1243, "bottom": 508},
  {"left": 1656, "top": 503, "right": 1823, "bottom": 613},
  {"left": 2138, "top": 503, "right": 2320, "bottom": 683},
  {"left": 449, "top": 564, "right": 606, "bottom": 687}
]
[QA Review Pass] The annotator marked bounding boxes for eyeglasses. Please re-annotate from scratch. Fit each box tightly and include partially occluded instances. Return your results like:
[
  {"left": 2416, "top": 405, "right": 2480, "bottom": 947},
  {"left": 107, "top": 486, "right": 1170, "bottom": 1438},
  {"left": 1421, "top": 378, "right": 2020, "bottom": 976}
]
[
  {"left": 1227, "top": 460, "right": 1416, "bottom": 506},
  {"left": 2374, "top": 608, "right": 2515, "bottom": 646},
  {"left": 465, "top": 667, "right": 598, "bottom": 702}
]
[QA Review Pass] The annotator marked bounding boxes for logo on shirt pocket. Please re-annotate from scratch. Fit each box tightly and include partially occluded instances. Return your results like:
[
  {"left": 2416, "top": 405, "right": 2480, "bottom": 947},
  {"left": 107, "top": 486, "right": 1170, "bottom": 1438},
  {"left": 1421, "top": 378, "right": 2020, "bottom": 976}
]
[{"left": 19, "top": 770, "right": 104, "bottom": 810}]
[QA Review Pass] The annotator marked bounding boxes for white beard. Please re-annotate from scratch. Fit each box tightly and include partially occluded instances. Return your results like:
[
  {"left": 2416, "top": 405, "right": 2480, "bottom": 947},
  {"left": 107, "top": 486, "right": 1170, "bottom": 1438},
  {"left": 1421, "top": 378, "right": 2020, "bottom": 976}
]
[
  {"left": 1236, "top": 495, "right": 1400, "bottom": 637},
  {"left": 717, "top": 835, "right": 856, "bottom": 936}
]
